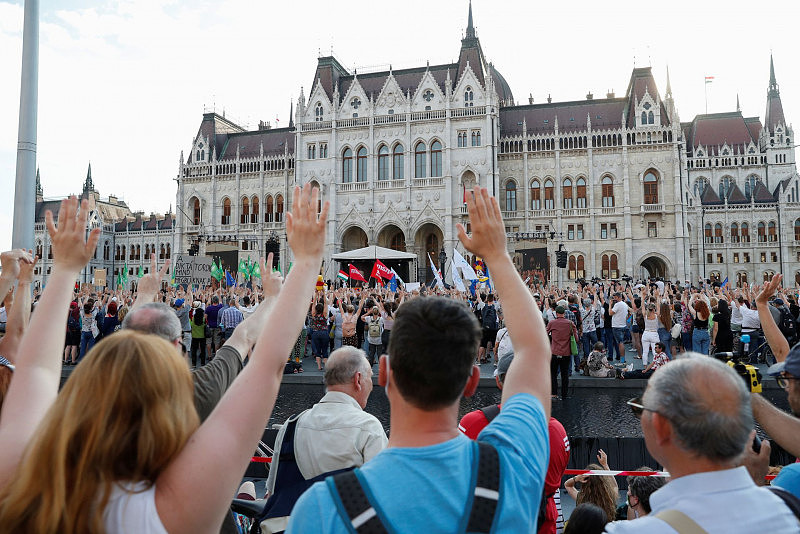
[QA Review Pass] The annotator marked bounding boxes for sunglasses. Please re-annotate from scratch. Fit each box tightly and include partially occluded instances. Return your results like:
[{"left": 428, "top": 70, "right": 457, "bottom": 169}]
[
  {"left": 627, "top": 397, "right": 656, "bottom": 419},
  {"left": 776, "top": 374, "right": 800, "bottom": 390}
]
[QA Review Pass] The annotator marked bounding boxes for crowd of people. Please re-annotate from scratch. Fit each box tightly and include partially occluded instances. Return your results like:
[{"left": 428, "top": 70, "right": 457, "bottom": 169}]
[{"left": 1, "top": 185, "right": 800, "bottom": 533}]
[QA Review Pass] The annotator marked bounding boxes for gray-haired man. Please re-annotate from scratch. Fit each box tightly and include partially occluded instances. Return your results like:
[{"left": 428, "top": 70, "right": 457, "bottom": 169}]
[{"left": 606, "top": 355, "right": 799, "bottom": 533}]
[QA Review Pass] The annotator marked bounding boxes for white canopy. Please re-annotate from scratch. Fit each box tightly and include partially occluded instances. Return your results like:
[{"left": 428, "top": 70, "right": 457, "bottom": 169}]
[{"left": 331, "top": 245, "right": 417, "bottom": 261}]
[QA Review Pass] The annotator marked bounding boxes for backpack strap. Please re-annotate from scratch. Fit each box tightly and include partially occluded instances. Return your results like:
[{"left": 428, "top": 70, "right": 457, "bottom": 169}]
[
  {"left": 465, "top": 442, "right": 501, "bottom": 533},
  {"left": 769, "top": 486, "right": 800, "bottom": 522},
  {"left": 479, "top": 404, "right": 501, "bottom": 424},
  {"left": 328, "top": 441, "right": 501, "bottom": 534},
  {"left": 653, "top": 510, "right": 708, "bottom": 534}
]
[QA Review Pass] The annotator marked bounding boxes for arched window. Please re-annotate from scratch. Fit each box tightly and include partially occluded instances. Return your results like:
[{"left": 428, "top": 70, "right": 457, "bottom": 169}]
[
  {"left": 704, "top": 223, "right": 713, "bottom": 243},
  {"left": 719, "top": 177, "right": 733, "bottom": 200},
  {"left": 764, "top": 270, "right": 776, "bottom": 283},
  {"left": 745, "top": 175, "right": 759, "bottom": 200},
  {"left": 430, "top": 140, "right": 442, "bottom": 177},
  {"left": 415, "top": 142, "right": 427, "bottom": 178},
  {"left": 159, "top": 244, "right": 165, "bottom": 260},
  {"left": 505, "top": 180, "right": 517, "bottom": 212},
  {"left": 265, "top": 195, "right": 274, "bottom": 223},
  {"left": 342, "top": 148, "right": 353, "bottom": 183},
  {"left": 610, "top": 254, "right": 619, "bottom": 279},
  {"left": 393, "top": 144, "right": 404, "bottom": 180},
  {"left": 602, "top": 177, "right": 614, "bottom": 207},
  {"left": 731, "top": 223, "right": 739, "bottom": 243},
  {"left": 643, "top": 171, "right": 659, "bottom": 204},
  {"left": 192, "top": 197, "right": 201, "bottom": 225},
  {"left": 121, "top": 246, "right": 126, "bottom": 261},
  {"left": 389, "top": 232, "right": 405, "bottom": 251},
  {"left": 741, "top": 222, "right": 750, "bottom": 243},
  {"left": 694, "top": 177, "right": 708, "bottom": 198},
  {"left": 577, "top": 255, "right": 585, "bottom": 279},
  {"left": 251, "top": 196, "right": 259, "bottom": 223},
  {"left": 569, "top": 255, "right": 577, "bottom": 280},
  {"left": 758, "top": 222, "right": 767, "bottom": 243},
  {"left": 714, "top": 223, "right": 723, "bottom": 243},
  {"left": 768, "top": 221, "right": 777, "bottom": 242},
  {"left": 544, "top": 179, "right": 554, "bottom": 209},
  {"left": 378, "top": 145, "right": 389, "bottom": 181},
  {"left": 464, "top": 87, "right": 474, "bottom": 107},
  {"left": 641, "top": 111, "right": 647, "bottom": 125},
  {"left": 562, "top": 178, "right": 573, "bottom": 209},
  {"left": 240, "top": 196, "right": 250, "bottom": 224},
  {"left": 530, "top": 180, "right": 541, "bottom": 210},
  {"left": 276, "top": 194, "right": 285, "bottom": 221},
  {"left": 222, "top": 198, "right": 231, "bottom": 225},
  {"left": 795, "top": 219, "right": 800, "bottom": 242},
  {"left": 576, "top": 177, "right": 587, "bottom": 208},
  {"left": 315, "top": 102, "right": 323, "bottom": 122},
  {"left": 166, "top": 244, "right": 171, "bottom": 259},
  {"left": 356, "top": 147, "right": 368, "bottom": 182},
  {"left": 648, "top": 111, "right": 654, "bottom": 124}
]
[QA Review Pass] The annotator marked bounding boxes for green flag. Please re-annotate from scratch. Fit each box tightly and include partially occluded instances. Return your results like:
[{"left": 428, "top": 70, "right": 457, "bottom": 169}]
[
  {"left": 122, "top": 263, "right": 129, "bottom": 285},
  {"left": 137, "top": 265, "right": 145, "bottom": 278},
  {"left": 170, "top": 265, "right": 176, "bottom": 287},
  {"left": 211, "top": 259, "right": 223, "bottom": 281},
  {"left": 116, "top": 273, "right": 122, "bottom": 289},
  {"left": 251, "top": 260, "right": 261, "bottom": 279},
  {"left": 238, "top": 258, "right": 248, "bottom": 277}
]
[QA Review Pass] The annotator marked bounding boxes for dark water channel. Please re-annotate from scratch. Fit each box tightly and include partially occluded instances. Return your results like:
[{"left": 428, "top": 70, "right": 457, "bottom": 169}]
[{"left": 272, "top": 383, "right": 792, "bottom": 439}]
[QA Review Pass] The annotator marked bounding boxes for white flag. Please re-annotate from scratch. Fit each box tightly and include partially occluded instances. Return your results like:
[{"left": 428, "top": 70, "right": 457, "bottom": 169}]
[
  {"left": 390, "top": 268, "right": 405, "bottom": 285},
  {"left": 452, "top": 248, "right": 478, "bottom": 280},
  {"left": 428, "top": 253, "right": 445, "bottom": 289},
  {"left": 452, "top": 267, "right": 466, "bottom": 292}
]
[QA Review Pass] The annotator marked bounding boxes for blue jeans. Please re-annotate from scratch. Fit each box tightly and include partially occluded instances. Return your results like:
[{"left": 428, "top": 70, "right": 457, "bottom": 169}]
[
  {"left": 657, "top": 327, "right": 671, "bottom": 353},
  {"left": 692, "top": 328, "right": 710, "bottom": 355},
  {"left": 79, "top": 330, "right": 95, "bottom": 360},
  {"left": 682, "top": 331, "right": 693, "bottom": 352},
  {"left": 612, "top": 327, "right": 627, "bottom": 361},
  {"left": 602, "top": 328, "right": 619, "bottom": 361},
  {"left": 310, "top": 330, "right": 330, "bottom": 359},
  {"left": 581, "top": 330, "right": 599, "bottom": 364}
]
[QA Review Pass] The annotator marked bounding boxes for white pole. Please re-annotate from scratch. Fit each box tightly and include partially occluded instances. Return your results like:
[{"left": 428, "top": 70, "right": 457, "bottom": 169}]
[{"left": 12, "top": 0, "right": 39, "bottom": 250}]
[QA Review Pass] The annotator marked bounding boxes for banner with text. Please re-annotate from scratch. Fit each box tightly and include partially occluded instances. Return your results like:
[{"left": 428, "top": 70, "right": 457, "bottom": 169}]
[{"left": 173, "top": 255, "right": 213, "bottom": 287}]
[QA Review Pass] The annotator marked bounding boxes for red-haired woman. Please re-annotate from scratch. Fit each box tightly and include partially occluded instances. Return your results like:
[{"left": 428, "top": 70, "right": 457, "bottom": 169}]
[{"left": 688, "top": 293, "right": 711, "bottom": 354}]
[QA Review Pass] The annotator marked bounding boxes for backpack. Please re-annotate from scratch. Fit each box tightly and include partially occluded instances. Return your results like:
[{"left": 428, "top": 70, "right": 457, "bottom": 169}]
[
  {"left": 368, "top": 319, "right": 381, "bottom": 339},
  {"left": 481, "top": 305, "right": 497, "bottom": 329},
  {"left": 778, "top": 307, "right": 798, "bottom": 343},
  {"left": 67, "top": 315, "right": 80, "bottom": 333},
  {"left": 342, "top": 316, "right": 357, "bottom": 337}
]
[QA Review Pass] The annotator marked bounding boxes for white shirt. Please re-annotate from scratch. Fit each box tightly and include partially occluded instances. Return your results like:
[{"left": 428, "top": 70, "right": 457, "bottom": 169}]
[
  {"left": 740, "top": 306, "right": 761, "bottom": 330},
  {"left": 495, "top": 327, "right": 513, "bottom": 359},
  {"left": 581, "top": 304, "right": 598, "bottom": 333},
  {"left": 605, "top": 467, "right": 800, "bottom": 533},
  {"left": 240, "top": 303, "right": 258, "bottom": 319},
  {"left": 611, "top": 301, "right": 629, "bottom": 328},
  {"left": 730, "top": 303, "right": 744, "bottom": 326},
  {"left": 103, "top": 482, "right": 168, "bottom": 534},
  {"left": 266, "top": 391, "right": 387, "bottom": 494}
]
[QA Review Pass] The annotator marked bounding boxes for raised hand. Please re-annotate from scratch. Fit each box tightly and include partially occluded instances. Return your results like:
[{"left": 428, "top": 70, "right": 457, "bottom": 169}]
[
  {"left": 285, "top": 184, "right": 329, "bottom": 262},
  {"left": 456, "top": 187, "right": 508, "bottom": 263},
  {"left": 18, "top": 253, "right": 39, "bottom": 285},
  {"left": 0, "top": 249, "right": 35, "bottom": 284},
  {"left": 138, "top": 253, "right": 170, "bottom": 296},
  {"left": 756, "top": 273, "right": 782, "bottom": 305},
  {"left": 45, "top": 197, "right": 100, "bottom": 273},
  {"left": 260, "top": 253, "right": 283, "bottom": 297}
]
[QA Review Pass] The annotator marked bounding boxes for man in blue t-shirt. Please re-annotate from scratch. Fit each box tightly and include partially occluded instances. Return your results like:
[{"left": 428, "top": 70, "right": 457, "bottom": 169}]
[{"left": 287, "top": 186, "right": 552, "bottom": 533}]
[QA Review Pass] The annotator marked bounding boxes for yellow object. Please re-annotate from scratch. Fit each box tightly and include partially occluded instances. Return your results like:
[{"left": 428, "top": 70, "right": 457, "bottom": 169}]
[
  {"left": 316, "top": 275, "right": 324, "bottom": 291},
  {"left": 727, "top": 360, "right": 762, "bottom": 393}
]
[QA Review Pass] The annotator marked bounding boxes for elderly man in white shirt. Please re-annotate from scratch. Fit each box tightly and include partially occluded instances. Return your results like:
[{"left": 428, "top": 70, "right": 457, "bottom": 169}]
[
  {"left": 263, "top": 346, "right": 387, "bottom": 530},
  {"left": 605, "top": 355, "right": 799, "bottom": 533},
  {"left": 733, "top": 297, "right": 764, "bottom": 364}
]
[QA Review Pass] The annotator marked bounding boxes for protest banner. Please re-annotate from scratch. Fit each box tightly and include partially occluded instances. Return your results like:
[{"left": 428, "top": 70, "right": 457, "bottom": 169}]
[{"left": 172, "top": 254, "right": 213, "bottom": 287}]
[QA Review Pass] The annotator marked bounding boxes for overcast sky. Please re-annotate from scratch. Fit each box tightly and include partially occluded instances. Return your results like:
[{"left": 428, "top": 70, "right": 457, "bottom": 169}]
[{"left": 1, "top": 0, "right": 798, "bottom": 251}]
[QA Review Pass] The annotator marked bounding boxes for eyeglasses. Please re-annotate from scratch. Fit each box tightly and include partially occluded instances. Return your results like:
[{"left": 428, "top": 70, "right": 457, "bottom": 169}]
[
  {"left": 776, "top": 374, "right": 800, "bottom": 389},
  {"left": 627, "top": 397, "right": 657, "bottom": 419}
]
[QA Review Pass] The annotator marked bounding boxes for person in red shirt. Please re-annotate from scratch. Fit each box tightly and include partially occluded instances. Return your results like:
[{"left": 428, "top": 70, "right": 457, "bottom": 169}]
[
  {"left": 547, "top": 306, "right": 578, "bottom": 399},
  {"left": 459, "top": 353, "right": 571, "bottom": 534}
]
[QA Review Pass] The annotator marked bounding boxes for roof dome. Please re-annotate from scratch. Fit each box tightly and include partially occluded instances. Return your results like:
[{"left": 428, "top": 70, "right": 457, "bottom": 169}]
[{"left": 490, "top": 64, "right": 514, "bottom": 105}]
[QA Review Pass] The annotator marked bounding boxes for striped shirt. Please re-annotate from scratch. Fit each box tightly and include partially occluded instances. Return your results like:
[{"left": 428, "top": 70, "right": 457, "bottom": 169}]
[{"left": 219, "top": 306, "right": 244, "bottom": 331}]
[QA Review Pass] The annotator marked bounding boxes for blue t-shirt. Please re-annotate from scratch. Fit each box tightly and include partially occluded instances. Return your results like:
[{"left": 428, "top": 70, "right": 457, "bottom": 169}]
[
  {"left": 773, "top": 462, "right": 800, "bottom": 499},
  {"left": 286, "top": 393, "right": 548, "bottom": 533}
]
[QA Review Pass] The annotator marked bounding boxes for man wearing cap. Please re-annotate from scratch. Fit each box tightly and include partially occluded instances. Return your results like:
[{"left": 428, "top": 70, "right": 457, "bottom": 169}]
[
  {"left": 459, "top": 351, "right": 571, "bottom": 534},
  {"left": 173, "top": 298, "right": 191, "bottom": 352},
  {"left": 546, "top": 305, "right": 577, "bottom": 399}
]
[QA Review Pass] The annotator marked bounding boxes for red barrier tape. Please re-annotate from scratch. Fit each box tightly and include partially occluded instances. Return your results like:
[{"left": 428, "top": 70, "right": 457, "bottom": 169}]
[{"left": 563, "top": 468, "right": 776, "bottom": 480}]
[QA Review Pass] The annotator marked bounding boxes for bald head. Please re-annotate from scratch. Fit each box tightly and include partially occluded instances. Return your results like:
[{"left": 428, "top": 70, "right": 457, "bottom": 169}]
[
  {"left": 324, "top": 346, "right": 371, "bottom": 387},
  {"left": 643, "top": 354, "right": 752, "bottom": 463},
  {"left": 122, "top": 302, "right": 182, "bottom": 347}
]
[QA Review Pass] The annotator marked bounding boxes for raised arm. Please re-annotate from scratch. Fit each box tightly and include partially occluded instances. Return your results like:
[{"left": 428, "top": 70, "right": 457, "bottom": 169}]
[
  {"left": 457, "top": 187, "right": 550, "bottom": 417},
  {"left": 0, "top": 250, "right": 33, "bottom": 309},
  {"left": 755, "top": 274, "right": 790, "bottom": 362},
  {"left": 131, "top": 253, "right": 170, "bottom": 310},
  {"left": 155, "top": 184, "right": 329, "bottom": 534},
  {"left": 0, "top": 198, "right": 99, "bottom": 486},
  {"left": 0, "top": 254, "right": 37, "bottom": 361}
]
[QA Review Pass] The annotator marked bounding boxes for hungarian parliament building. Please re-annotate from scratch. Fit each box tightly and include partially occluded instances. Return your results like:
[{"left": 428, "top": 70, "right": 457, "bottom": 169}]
[{"left": 32, "top": 6, "right": 798, "bottom": 288}]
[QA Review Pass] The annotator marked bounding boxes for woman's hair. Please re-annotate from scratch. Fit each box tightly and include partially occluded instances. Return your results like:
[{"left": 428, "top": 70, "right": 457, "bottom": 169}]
[
  {"left": 346, "top": 305, "right": 355, "bottom": 313},
  {"left": 717, "top": 299, "right": 730, "bottom": 319},
  {"left": 83, "top": 302, "right": 93, "bottom": 315},
  {"left": 117, "top": 306, "right": 129, "bottom": 323},
  {"left": 0, "top": 331, "right": 199, "bottom": 533},
  {"left": 576, "top": 463, "right": 618, "bottom": 522},
  {"left": 658, "top": 302, "right": 672, "bottom": 330},
  {"left": 384, "top": 301, "right": 394, "bottom": 318},
  {"left": 193, "top": 307, "right": 205, "bottom": 325},
  {"left": 564, "top": 503, "right": 608, "bottom": 534},
  {"left": 694, "top": 299, "right": 710, "bottom": 318},
  {"left": 673, "top": 302, "right": 682, "bottom": 314},
  {"left": 106, "top": 301, "right": 118, "bottom": 316},
  {"left": 314, "top": 302, "right": 324, "bottom": 315},
  {"left": 593, "top": 341, "right": 605, "bottom": 351}
]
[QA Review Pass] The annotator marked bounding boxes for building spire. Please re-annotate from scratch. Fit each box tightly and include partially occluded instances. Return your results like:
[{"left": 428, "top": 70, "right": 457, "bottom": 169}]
[
  {"left": 83, "top": 162, "right": 94, "bottom": 193},
  {"left": 289, "top": 100, "right": 294, "bottom": 129},
  {"left": 466, "top": 0, "right": 475, "bottom": 39},
  {"left": 35, "top": 167, "right": 42, "bottom": 198},
  {"left": 768, "top": 52, "right": 779, "bottom": 96},
  {"left": 736, "top": 93, "right": 740, "bottom": 112},
  {"left": 665, "top": 64, "right": 672, "bottom": 97}
]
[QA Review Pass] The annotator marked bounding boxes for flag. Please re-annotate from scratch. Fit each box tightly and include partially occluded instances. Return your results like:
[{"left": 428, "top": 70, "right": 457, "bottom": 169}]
[
  {"left": 452, "top": 249, "right": 478, "bottom": 280},
  {"left": 338, "top": 269, "right": 349, "bottom": 281},
  {"left": 116, "top": 273, "right": 122, "bottom": 288},
  {"left": 349, "top": 264, "right": 367, "bottom": 283},
  {"left": 389, "top": 273, "right": 398, "bottom": 292},
  {"left": 371, "top": 259, "right": 393, "bottom": 281},
  {"left": 122, "top": 263, "right": 129, "bottom": 286},
  {"left": 170, "top": 266, "right": 176, "bottom": 287},
  {"left": 469, "top": 279, "right": 478, "bottom": 297},
  {"left": 452, "top": 267, "right": 466, "bottom": 292},
  {"left": 705, "top": 76, "right": 714, "bottom": 84},
  {"left": 484, "top": 264, "right": 494, "bottom": 292},
  {"left": 225, "top": 270, "right": 236, "bottom": 287},
  {"left": 238, "top": 258, "right": 248, "bottom": 277},
  {"left": 137, "top": 265, "right": 145, "bottom": 278},
  {"left": 428, "top": 253, "right": 445, "bottom": 289},
  {"left": 251, "top": 260, "right": 261, "bottom": 279},
  {"left": 390, "top": 268, "right": 405, "bottom": 286},
  {"left": 721, "top": 276, "right": 729, "bottom": 287},
  {"left": 211, "top": 259, "right": 223, "bottom": 281}
]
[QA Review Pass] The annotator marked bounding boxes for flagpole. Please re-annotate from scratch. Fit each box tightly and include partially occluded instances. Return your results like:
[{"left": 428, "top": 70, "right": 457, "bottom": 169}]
[{"left": 705, "top": 79, "right": 708, "bottom": 114}]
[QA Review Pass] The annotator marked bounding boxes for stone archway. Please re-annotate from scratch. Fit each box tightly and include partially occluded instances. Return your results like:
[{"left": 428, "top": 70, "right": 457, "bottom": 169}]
[
  {"left": 639, "top": 255, "right": 669, "bottom": 280},
  {"left": 377, "top": 224, "right": 406, "bottom": 251},
  {"left": 414, "top": 223, "right": 444, "bottom": 283},
  {"left": 341, "top": 226, "right": 368, "bottom": 252}
]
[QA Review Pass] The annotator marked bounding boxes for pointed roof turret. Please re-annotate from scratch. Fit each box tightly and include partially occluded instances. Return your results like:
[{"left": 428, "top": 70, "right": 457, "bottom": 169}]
[
  {"left": 736, "top": 94, "right": 741, "bottom": 112},
  {"left": 765, "top": 54, "right": 786, "bottom": 132},
  {"left": 665, "top": 65, "right": 672, "bottom": 97},
  {"left": 35, "top": 168, "right": 43, "bottom": 199},
  {"left": 289, "top": 100, "right": 294, "bottom": 129},
  {"left": 466, "top": 0, "right": 475, "bottom": 39},
  {"left": 83, "top": 162, "right": 94, "bottom": 193}
]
